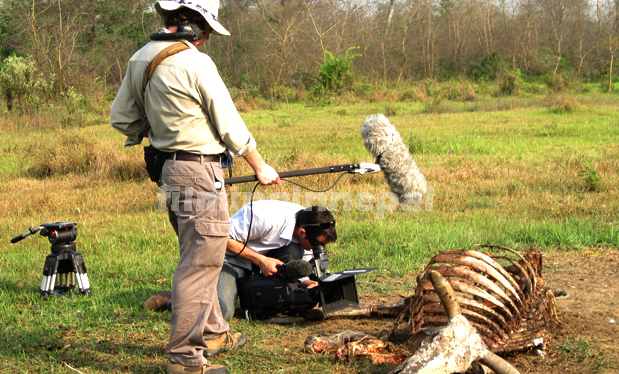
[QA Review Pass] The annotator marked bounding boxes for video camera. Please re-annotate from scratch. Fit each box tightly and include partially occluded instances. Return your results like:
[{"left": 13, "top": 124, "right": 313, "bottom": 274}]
[{"left": 237, "top": 239, "right": 376, "bottom": 319}]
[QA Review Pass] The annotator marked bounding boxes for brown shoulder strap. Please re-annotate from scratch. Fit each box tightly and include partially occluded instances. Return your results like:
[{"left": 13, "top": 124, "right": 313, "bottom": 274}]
[{"left": 142, "top": 41, "right": 191, "bottom": 90}]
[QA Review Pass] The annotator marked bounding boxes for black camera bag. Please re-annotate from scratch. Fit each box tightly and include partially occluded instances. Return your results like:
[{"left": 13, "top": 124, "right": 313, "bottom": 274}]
[{"left": 143, "top": 145, "right": 171, "bottom": 184}]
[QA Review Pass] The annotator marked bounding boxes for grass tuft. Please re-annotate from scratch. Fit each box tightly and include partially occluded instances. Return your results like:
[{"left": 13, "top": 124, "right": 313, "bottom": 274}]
[
  {"left": 26, "top": 128, "right": 148, "bottom": 182},
  {"left": 547, "top": 94, "right": 581, "bottom": 113}
]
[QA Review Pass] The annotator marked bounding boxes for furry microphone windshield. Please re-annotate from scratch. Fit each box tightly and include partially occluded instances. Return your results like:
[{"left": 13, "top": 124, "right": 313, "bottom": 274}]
[
  {"left": 276, "top": 260, "right": 313, "bottom": 282},
  {"left": 361, "top": 113, "right": 427, "bottom": 203}
]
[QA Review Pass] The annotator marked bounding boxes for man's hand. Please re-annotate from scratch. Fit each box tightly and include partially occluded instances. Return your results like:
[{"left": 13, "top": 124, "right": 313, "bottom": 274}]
[
  {"left": 255, "top": 163, "right": 280, "bottom": 186},
  {"left": 258, "top": 257, "right": 284, "bottom": 277},
  {"left": 243, "top": 149, "right": 281, "bottom": 185},
  {"left": 227, "top": 239, "right": 283, "bottom": 276},
  {"left": 301, "top": 279, "right": 319, "bottom": 289}
]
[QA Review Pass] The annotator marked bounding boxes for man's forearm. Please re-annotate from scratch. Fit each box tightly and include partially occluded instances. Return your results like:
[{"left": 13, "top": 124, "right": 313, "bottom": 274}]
[
  {"left": 243, "top": 149, "right": 266, "bottom": 172},
  {"left": 226, "top": 238, "right": 283, "bottom": 276},
  {"left": 226, "top": 238, "right": 263, "bottom": 264}
]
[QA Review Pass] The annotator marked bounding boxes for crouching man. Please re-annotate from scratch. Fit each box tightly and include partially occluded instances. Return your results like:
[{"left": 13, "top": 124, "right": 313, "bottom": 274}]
[
  {"left": 145, "top": 200, "right": 337, "bottom": 320},
  {"left": 219, "top": 200, "right": 337, "bottom": 320}
]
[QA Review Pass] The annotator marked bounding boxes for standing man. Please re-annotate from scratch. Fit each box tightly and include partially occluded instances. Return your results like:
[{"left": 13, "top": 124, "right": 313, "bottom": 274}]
[{"left": 110, "top": 1, "right": 280, "bottom": 373}]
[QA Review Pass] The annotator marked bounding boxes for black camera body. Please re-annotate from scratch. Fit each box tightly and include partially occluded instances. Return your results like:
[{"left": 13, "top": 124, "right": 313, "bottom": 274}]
[
  {"left": 237, "top": 275, "right": 318, "bottom": 319},
  {"left": 237, "top": 240, "right": 376, "bottom": 319}
]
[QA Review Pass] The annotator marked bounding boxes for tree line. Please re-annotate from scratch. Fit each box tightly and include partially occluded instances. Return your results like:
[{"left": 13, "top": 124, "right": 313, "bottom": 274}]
[{"left": 0, "top": 0, "right": 618, "bottom": 106}]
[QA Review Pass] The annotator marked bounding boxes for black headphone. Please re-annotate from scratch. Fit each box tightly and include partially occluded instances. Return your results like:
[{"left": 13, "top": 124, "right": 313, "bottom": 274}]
[{"left": 150, "top": 20, "right": 208, "bottom": 41}]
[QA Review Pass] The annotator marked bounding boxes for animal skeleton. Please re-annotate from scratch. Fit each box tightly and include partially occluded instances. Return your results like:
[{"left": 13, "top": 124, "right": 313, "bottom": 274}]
[{"left": 305, "top": 246, "right": 560, "bottom": 373}]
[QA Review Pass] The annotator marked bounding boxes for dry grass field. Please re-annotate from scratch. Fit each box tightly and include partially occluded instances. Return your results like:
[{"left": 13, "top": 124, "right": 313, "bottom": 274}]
[{"left": 0, "top": 93, "right": 618, "bottom": 373}]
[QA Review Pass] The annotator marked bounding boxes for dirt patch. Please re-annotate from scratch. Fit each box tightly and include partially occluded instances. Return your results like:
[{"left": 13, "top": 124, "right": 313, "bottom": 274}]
[
  {"left": 275, "top": 249, "right": 619, "bottom": 373},
  {"left": 509, "top": 249, "right": 619, "bottom": 374}
]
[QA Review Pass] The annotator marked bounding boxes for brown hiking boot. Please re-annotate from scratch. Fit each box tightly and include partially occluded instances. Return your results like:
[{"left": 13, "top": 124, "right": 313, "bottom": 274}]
[
  {"left": 166, "top": 361, "right": 227, "bottom": 374},
  {"left": 143, "top": 291, "right": 172, "bottom": 311},
  {"left": 204, "top": 332, "right": 247, "bottom": 357}
]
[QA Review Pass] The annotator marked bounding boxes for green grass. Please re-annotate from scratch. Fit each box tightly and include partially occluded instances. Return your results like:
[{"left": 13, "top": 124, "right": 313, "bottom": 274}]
[
  {"left": 1, "top": 93, "right": 618, "bottom": 372},
  {"left": 558, "top": 336, "right": 617, "bottom": 372}
]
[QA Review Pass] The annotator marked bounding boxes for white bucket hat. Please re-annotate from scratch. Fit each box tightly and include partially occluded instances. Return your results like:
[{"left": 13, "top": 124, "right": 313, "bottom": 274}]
[{"left": 155, "top": 0, "right": 230, "bottom": 36}]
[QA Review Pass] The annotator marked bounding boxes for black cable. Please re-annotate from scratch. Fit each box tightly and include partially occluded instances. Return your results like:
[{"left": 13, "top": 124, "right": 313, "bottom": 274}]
[
  {"left": 228, "top": 182, "right": 260, "bottom": 258},
  {"left": 281, "top": 171, "right": 350, "bottom": 193}
]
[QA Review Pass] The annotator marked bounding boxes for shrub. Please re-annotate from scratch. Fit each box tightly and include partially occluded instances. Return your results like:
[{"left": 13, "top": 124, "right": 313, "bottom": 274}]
[
  {"left": 0, "top": 55, "right": 40, "bottom": 111},
  {"left": 233, "top": 99, "right": 252, "bottom": 113},
  {"left": 423, "top": 78, "right": 439, "bottom": 97},
  {"left": 541, "top": 73, "right": 567, "bottom": 92},
  {"left": 271, "top": 83, "right": 296, "bottom": 103},
  {"left": 400, "top": 88, "right": 422, "bottom": 102},
  {"left": 578, "top": 156, "right": 602, "bottom": 192},
  {"left": 499, "top": 69, "right": 525, "bottom": 96},
  {"left": 311, "top": 46, "right": 361, "bottom": 96},
  {"left": 499, "top": 73, "right": 517, "bottom": 95},
  {"left": 308, "top": 84, "right": 334, "bottom": 106},
  {"left": 63, "top": 86, "right": 85, "bottom": 115},
  {"left": 59, "top": 86, "right": 86, "bottom": 126},
  {"left": 354, "top": 82, "right": 374, "bottom": 99},
  {"left": 336, "top": 108, "right": 348, "bottom": 116},
  {"left": 444, "top": 79, "right": 477, "bottom": 101},
  {"left": 466, "top": 52, "right": 507, "bottom": 81},
  {"left": 547, "top": 94, "right": 580, "bottom": 113},
  {"left": 422, "top": 95, "right": 445, "bottom": 114}
]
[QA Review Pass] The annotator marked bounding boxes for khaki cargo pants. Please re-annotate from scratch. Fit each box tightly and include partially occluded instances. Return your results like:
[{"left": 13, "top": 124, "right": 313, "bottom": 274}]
[{"left": 161, "top": 155, "right": 230, "bottom": 367}]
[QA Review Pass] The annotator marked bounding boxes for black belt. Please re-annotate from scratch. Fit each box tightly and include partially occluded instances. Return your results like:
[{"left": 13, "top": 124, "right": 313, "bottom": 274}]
[{"left": 175, "top": 151, "right": 221, "bottom": 163}]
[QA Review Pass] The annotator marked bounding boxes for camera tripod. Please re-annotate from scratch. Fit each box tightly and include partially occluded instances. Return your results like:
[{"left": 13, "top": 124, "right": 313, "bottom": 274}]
[
  {"left": 11, "top": 222, "right": 91, "bottom": 298},
  {"left": 40, "top": 242, "right": 91, "bottom": 297}
]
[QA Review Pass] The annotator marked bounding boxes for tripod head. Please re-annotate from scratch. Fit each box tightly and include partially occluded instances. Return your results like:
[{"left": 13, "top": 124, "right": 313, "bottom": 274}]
[{"left": 11, "top": 222, "right": 78, "bottom": 253}]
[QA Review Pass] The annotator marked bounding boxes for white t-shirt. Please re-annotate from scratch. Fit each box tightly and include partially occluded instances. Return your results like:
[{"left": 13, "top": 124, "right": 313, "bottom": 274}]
[{"left": 226, "top": 200, "right": 313, "bottom": 271}]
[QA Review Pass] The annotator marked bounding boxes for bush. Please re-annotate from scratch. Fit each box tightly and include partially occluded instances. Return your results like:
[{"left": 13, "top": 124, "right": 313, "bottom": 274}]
[
  {"left": 423, "top": 78, "right": 439, "bottom": 97},
  {"left": 466, "top": 52, "right": 507, "bottom": 81},
  {"left": 499, "top": 69, "right": 525, "bottom": 96},
  {"left": 444, "top": 79, "right": 477, "bottom": 101},
  {"left": 400, "top": 88, "right": 421, "bottom": 102},
  {"left": 354, "top": 82, "right": 374, "bottom": 99},
  {"left": 578, "top": 156, "right": 602, "bottom": 192},
  {"left": 63, "top": 86, "right": 85, "bottom": 114},
  {"left": 271, "top": 83, "right": 296, "bottom": 103},
  {"left": 311, "top": 46, "right": 361, "bottom": 97},
  {"left": 383, "top": 104, "right": 398, "bottom": 116},
  {"left": 422, "top": 95, "right": 445, "bottom": 114},
  {"left": 542, "top": 73, "right": 566, "bottom": 92},
  {"left": 308, "top": 84, "right": 334, "bottom": 106},
  {"left": 0, "top": 55, "right": 41, "bottom": 111},
  {"left": 547, "top": 94, "right": 580, "bottom": 113}
]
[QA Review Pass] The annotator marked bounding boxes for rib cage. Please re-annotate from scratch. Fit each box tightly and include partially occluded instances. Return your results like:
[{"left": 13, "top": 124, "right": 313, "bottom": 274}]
[{"left": 400, "top": 245, "right": 559, "bottom": 353}]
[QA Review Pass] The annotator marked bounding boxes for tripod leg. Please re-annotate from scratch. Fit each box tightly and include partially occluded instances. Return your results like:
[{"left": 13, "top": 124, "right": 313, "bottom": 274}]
[
  {"left": 71, "top": 252, "right": 91, "bottom": 295},
  {"left": 40, "top": 253, "right": 59, "bottom": 298}
]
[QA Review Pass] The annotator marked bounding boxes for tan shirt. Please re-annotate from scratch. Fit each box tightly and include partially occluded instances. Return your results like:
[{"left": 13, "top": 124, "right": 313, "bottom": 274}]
[{"left": 110, "top": 36, "right": 256, "bottom": 157}]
